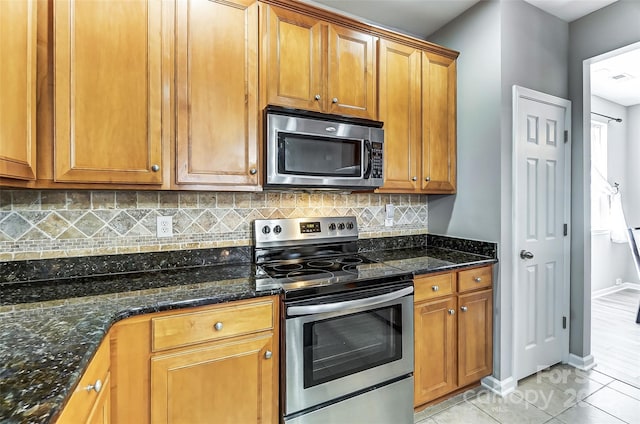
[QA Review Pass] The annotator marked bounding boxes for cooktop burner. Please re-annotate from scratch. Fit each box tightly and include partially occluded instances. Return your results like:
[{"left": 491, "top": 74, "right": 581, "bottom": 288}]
[{"left": 253, "top": 216, "right": 412, "bottom": 299}]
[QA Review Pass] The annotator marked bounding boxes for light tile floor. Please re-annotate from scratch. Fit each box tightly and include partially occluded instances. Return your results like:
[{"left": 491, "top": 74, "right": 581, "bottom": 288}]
[{"left": 414, "top": 364, "right": 640, "bottom": 424}]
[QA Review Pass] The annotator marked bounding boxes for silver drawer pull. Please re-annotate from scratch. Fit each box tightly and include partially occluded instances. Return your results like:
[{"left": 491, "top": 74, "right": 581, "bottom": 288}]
[
  {"left": 474, "top": 277, "right": 482, "bottom": 283},
  {"left": 214, "top": 322, "right": 223, "bottom": 331},
  {"left": 448, "top": 309, "right": 455, "bottom": 315},
  {"left": 432, "top": 285, "right": 439, "bottom": 291},
  {"left": 264, "top": 350, "right": 272, "bottom": 359},
  {"left": 460, "top": 306, "right": 468, "bottom": 312},
  {"left": 85, "top": 379, "right": 102, "bottom": 393}
]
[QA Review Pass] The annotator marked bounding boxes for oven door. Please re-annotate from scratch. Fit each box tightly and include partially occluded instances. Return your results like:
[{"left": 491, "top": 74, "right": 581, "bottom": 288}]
[{"left": 283, "top": 285, "right": 414, "bottom": 416}]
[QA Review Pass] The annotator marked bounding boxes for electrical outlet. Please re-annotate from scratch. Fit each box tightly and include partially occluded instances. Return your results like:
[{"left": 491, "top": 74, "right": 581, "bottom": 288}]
[
  {"left": 157, "top": 216, "right": 173, "bottom": 238},
  {"left": 385, "top": 204, "right": 394, "bottom": 227}
]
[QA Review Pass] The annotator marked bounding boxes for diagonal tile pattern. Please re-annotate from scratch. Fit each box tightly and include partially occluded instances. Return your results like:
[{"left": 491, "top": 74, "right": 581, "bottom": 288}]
[{"left": 0, "top": 190, "right": 429, "bottom": 261}]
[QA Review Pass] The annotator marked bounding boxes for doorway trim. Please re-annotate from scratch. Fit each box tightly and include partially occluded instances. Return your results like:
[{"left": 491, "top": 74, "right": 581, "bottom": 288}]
[
  {"left": 511, "top": 85, "right": 572, "bottom": 382},
  {"left": 579, "top": 40, "right": 640, "bottom": 371}
]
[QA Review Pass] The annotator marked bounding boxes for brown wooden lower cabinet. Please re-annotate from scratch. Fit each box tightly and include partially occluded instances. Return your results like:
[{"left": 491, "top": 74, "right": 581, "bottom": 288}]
[
  {"left": 414, "top": 266, "right": 493, "bottom": 409},
  {"left": 150, "top": 334, "right": 274, "bottom": 423},
  {"left": 56, "top": 337, "right": 111, "bottom": 423},
  {"left": 110, "top": 296, "right": 279, "bottom": 424}
]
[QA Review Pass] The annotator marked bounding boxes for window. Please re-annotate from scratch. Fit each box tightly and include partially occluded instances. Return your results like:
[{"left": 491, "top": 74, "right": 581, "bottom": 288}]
[{"left": 591, "top": 120, "right": 609, "bottom": 232}]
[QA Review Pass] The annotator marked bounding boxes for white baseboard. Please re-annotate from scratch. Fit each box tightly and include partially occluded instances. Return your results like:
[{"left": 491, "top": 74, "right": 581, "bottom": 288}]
[
  {"left": 567, "top": 353, "right": 596, "bottom": 371},
  {"left": 481, "top": 376, "right": 516, "bottom": 397},
  {"left": 592, "top": 282, "right": 640, "bottom": 299}
]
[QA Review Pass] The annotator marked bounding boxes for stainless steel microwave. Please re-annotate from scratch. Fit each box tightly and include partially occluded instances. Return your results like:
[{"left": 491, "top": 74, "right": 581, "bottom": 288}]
[{"left": 265, "top": 106, "right": 384, "bottom": 190}]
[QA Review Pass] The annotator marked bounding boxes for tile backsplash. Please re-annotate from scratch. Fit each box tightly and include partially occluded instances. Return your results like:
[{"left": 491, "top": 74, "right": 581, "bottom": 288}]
[{"left": 0, "top": 190, "right": 428, "bottom": 261}]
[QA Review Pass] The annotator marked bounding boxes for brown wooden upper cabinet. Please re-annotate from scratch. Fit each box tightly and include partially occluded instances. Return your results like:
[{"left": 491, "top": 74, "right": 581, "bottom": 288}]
[
  {"left": 174, "top": 0, "right": 260, "bottom": 189},
  {"left": 261, "top": 4, "right": 377, "bottom": 120},
  {"left": 0, "top": 0, "right": 37, "bottom": 181},
  {"left": 53, "top": 0, "right": 165, "bottom": 184},
  {"left": 378, "top": 39, "right": 457, "bottom": 194}
]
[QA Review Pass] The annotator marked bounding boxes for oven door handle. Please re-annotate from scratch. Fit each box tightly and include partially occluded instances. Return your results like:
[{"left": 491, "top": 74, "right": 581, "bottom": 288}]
[{"left": 287, "top": 286, "right": 413, "bottom": 316}]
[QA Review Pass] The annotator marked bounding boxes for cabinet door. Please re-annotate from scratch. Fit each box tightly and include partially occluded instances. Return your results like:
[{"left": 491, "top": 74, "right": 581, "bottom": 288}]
[
  {"left": 87, "top": 373, "right": 111, "bottom": 424},
  {"left": 0, "top": 0, "right": 37, "bottom": 180},
  {"left": 151, "top": 335, "right": 276, "bottom": 424},
  {"left": 175, "top": 0, "right": 259, "bottom": 188},
  {"left": 263, "top": 5, "right": 323, "bottom": 112},
  {"left": 458, "top": 289, "right": 493, "bottom": 386},
  {"left": 414, "top": 296, "right": 457, "bottom": 406},
  {"left": 54, "top": 0, "right": 165, "bottom": 184},
  {"left": 421, "top": 52, "right": 456, "bottom": 193},
  {"left": 377, "top": 39, "right": 421, "bottom": 192},
  {"left": 327, "top": 25, "right": 376, "bottom": 119}
]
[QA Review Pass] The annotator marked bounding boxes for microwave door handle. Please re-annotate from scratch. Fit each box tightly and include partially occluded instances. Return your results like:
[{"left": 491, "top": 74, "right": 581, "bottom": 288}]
[
  {"left": 363, "top": 140, "right": 372, "bottom": 179},
  {"left": 287, "top": 286, "right": 413, "bottom": 316}
]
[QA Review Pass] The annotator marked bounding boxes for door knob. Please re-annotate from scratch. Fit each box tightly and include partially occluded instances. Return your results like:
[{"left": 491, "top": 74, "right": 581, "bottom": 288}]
[
  {"left": 460, "top": 306, "right": 468, "bottom": 312},
  {"left": 264, "top": 350, "right": 272, "bottom": 359},
  {"left": 411, "top": 176, "right": 417, "bottom": 181},
  {"left": 214, "top": 322, "right": 223, "bottom": 331},
  {"left": 332, "top": 97, "right": 338, "bottom": 103},
  {"left": 432, "top": 285, "right": 439, "bottom": 291},
  {"left": 249, "top": 168, "right": 257, "bottom": 175},
  {"left": 520, "top": 250, "right": 534, "bottom": 260},
  {"left": 314, "top": 94, "right": 321, "bottom": 101},
  {"left": 448, "top": 309, "right": 455, "bottom": 315}
]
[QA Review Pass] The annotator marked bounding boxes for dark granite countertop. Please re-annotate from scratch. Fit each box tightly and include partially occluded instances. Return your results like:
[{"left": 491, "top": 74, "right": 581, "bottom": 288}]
[
  {"left": 0, "top": 234, "right": 497, "bottom": 423},
  {"left": 363, "top": 246, "right": 496, "bottom": 275}
]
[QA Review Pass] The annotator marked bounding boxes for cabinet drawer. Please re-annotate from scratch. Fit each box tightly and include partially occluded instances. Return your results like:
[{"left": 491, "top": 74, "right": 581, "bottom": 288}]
[
  {"left": 458, "top": 266, "right": 493, "bottom": 292},
  {"left": 56, "top": 336, "right": 110, "bottom": 423},
  {"left": 414, "top": 273, "right": 455, "bottom": 302},
  {"left": 152, "top": 299, "right": 274, "bottom": 352}
]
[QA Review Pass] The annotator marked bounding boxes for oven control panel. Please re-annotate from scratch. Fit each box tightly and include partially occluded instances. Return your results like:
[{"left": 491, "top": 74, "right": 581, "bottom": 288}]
[{"left": 254, "top": 216, "right": 359, "bottom": 246}]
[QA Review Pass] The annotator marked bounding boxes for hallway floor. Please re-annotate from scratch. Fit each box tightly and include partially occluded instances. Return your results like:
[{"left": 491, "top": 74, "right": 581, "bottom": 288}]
[
  {"left": 414, "top": 364, "right": 640, "bottom": 424},
  {"left": 591, "top": 286, "right": 640, "bottom": 387}
]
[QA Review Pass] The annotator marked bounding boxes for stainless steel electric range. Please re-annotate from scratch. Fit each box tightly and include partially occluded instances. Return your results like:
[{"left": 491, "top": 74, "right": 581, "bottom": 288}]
[{"left": 254, "top": 216, "right": 415, "bottom": 424}]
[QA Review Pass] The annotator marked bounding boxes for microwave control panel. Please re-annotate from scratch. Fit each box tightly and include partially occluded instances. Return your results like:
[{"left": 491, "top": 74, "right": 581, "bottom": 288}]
[{"left": 370, "top": 142, "right": 383, "bottom": 179}]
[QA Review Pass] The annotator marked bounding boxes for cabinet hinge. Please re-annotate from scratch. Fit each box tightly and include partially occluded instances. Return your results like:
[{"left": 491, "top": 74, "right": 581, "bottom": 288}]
[
  {"left": 563, "top": 223, "right": 568, "bottom": 236},
  {"left": 564, "top": 130, "right": 568, "bottom": 143},
  {"left": 562, "top": 316, "right": 567, "bottom": 329}
]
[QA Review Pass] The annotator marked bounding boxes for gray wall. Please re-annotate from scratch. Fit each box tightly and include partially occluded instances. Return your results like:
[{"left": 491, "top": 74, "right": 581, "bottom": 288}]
[
  {"left": 590, "top": 96, "right": 633, "bottom": 292},
  {"left": 429, "top": 0, "right": 568, "bottom": 383},
  {"left": 568, "top": 0, "right": 640, "bottom": 357}
]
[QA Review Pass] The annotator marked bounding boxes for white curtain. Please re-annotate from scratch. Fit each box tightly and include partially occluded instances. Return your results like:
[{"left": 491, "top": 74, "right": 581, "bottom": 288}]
[{"left": 593, "top": 169, "right": 628, "bottom": 243}]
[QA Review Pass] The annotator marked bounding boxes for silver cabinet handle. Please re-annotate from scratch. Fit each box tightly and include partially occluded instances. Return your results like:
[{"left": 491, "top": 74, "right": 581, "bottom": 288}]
[
  {"left": 315, "top": 94, "right": 321, "bottom": 100},
  {"left": 288, "top": 286, "right": 413, "bottom": 316},
  {"left": 151, "top": 164, "right": 160, "bottom": 172},
  {"left": 411, "top": 176, "right": 417, "bottom": 181},
  {"left": 448, "top": 309, "right": 455, "bottom": 315},
  {"left": 460, "top": 306, "right": 468, "bottom": 312},
  {"left": 520, "top": 250, "right": 534, "bottom": 260},
  {"left": 332, "top": 97, "right": 338, "bottom": 103},
  {"left": 474, "top": 277, "right": 482, "bottom": 283},
  {"left": 249, "top": 168, "right": 257, "bottom": 175},
  {"left": 432, "top": 285, "right": 439, "bottom": 292},
  {"left": 264, "top": 350, "right": 272, "bottom": 359},
  {"left": 85, "top": 379, "right": 102, "bottom": 393},
  {"left": 425, "top": 177, "right": 430, "bottom": 181},
  {"left": 214, "top": 322, "right": 223, "bottom": 331}
]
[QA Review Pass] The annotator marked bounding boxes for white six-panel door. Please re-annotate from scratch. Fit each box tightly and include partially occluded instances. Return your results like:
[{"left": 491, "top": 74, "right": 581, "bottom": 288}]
[{"left": 513, "top": 86, "right": 571, "bottom": 381}]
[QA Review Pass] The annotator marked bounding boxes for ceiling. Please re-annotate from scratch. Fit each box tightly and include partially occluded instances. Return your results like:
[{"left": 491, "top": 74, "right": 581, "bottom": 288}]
[
  {"left": 306, "top": 0, "right": 638, "bottom": 106},
  {"left": 305, "top": 0, "right": 620, "bottom": 39},
  {"left": 591, "top": 47, "right": 640, "bottom": 107}
]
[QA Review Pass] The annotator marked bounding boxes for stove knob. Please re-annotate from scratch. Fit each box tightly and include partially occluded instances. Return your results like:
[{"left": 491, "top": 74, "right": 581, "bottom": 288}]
[
  {"left": 329, "top": 223, "right": 336, "bottom": 231},
  {"left": 346, "top": 222, "right": 354, "bottom": 230},
  {"left": 338, "top": 223, "right": 345, "bottom": 230},
  {"left": 273, "top": 225, "right": 282, "bottom": 234},
  {"left": 261, "top": 226, "right": 271, "bottom": 234}
]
